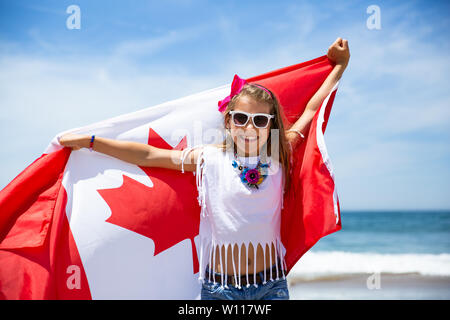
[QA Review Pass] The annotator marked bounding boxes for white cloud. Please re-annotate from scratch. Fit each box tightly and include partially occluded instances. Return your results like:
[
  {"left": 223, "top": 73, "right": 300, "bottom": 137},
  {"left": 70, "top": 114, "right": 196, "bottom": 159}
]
[{"left": 113, "top": 25, "right": 204, "bottom": 57}]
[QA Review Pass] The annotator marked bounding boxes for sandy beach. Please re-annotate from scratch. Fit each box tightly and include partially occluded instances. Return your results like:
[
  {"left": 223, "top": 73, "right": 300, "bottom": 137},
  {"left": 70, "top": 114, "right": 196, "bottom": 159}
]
[{"left": 287, "top": 274, "right": 450, "bottom": 300}]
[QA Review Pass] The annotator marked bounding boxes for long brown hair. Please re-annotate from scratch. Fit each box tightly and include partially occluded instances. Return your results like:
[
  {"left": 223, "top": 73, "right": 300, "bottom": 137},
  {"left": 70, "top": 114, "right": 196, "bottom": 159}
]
[{"left": 214, "top": 83, "right": 291, "bottom": 193}]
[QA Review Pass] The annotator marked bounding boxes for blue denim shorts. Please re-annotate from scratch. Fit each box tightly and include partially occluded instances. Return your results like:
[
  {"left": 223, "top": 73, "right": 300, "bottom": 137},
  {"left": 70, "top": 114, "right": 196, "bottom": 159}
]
[{"left": 201, "top": 265, "right": 289, "bottom": 300}]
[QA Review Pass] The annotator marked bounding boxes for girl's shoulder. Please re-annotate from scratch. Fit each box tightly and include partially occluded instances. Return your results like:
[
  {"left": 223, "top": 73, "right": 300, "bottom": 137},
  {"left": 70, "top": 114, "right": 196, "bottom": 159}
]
[
  {"left": 202, "top": 143, "right": 226, "bottom": 153},
  {"left": 199, "top": 144, "right": 228, "bottom": 163},
  {"left": 204, "top": 143, "right": 224, "bottom": 149}
]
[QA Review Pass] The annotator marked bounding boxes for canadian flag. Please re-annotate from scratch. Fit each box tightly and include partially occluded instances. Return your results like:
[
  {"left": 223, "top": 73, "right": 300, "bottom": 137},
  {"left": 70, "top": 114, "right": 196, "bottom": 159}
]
[{"left": 0, "top": 55, "right": 341, "bottom": 300}]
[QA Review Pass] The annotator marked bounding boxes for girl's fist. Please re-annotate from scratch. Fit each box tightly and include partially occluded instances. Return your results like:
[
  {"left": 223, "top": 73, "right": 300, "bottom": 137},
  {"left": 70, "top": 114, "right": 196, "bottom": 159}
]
[
  {"left": 58, "top": 133, "right": 88, "bottom": 151},
  {"left": 327, "top": 37, "right": 350, "bottom": 67}
]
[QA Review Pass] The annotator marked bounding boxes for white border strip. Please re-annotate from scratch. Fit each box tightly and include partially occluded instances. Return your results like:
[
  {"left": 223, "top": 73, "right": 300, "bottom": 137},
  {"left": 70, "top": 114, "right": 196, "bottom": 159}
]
[{"left": 315, "top": 81, "right": 340, "bottom": 224}]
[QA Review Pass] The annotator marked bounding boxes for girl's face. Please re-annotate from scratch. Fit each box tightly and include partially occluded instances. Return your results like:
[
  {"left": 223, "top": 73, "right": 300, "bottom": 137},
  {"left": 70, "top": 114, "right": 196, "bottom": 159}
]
[{"left": 227, "top": 95, "right": 272, "bottom": 157}]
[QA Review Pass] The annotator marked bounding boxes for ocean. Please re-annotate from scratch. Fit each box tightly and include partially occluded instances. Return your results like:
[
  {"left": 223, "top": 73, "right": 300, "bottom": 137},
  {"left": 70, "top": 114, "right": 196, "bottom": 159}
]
[{"left": 287, "top": 210, "right": 450, "bottom": 299}]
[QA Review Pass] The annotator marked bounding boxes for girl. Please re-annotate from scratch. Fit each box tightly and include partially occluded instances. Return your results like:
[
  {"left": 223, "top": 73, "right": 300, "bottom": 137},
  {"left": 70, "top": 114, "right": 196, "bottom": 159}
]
[{"left": 59, "top": 37, "right": 350, "bottom": 300}]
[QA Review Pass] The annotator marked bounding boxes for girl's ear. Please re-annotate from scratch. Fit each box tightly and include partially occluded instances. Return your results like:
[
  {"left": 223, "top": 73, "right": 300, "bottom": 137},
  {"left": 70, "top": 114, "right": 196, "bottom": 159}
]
[{"left": 225, "top": 116, "right": 231, "bottom": 130}]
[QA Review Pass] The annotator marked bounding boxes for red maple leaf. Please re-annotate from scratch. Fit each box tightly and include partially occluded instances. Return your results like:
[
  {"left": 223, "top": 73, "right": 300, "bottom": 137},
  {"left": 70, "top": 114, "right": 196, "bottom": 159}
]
[{"left": 97, "top": 128, "right": 200, "bottom": 273}]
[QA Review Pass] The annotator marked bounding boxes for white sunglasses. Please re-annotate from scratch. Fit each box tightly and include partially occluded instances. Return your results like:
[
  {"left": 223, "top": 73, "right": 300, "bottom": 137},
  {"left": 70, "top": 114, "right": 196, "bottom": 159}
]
[{"left": 229, "top": 111, "right": 275, "bottom": 129}]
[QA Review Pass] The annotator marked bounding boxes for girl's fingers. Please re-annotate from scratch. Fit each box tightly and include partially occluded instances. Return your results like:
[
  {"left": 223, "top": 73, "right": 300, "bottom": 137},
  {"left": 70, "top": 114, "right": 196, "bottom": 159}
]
[
  {"left": 330, "top": 38, "right": 344, "bottom": 51},
  {"left": 58, "top": 133, "right": 80, "bottom": 148},
  {"left": 342, "top": 39, "right": 349, "bottom": 49},
  {"left": 333, "top": 38, "right": 349, "bottom": 52}
]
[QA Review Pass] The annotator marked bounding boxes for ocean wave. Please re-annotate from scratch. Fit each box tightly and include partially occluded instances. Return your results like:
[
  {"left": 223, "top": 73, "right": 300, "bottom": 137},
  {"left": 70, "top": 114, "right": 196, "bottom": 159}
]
[{"left": 288, "top": 251, "right": 450, "bottom": 281}]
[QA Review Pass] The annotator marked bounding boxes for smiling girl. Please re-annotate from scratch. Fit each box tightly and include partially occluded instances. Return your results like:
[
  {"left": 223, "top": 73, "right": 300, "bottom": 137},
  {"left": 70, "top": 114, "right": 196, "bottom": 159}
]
[{"left": 59, "top": 37, "right": 350, "bottom": 300}]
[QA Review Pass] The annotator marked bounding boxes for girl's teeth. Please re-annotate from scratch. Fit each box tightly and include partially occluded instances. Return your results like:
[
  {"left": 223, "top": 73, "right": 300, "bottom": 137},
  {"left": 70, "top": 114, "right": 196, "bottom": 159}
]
[{"left": 240, "top": 136, "right": 257, "bottom": 141}]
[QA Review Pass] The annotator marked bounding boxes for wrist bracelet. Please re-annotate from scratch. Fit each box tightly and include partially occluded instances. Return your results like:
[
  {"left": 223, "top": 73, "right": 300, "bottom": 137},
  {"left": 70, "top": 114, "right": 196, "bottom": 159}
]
[
  {"left": 287, "top": 129, "right": 305, "bottom": 139},
  {"left": 89, "top": 135, "right": 95, "bottom": 152}
]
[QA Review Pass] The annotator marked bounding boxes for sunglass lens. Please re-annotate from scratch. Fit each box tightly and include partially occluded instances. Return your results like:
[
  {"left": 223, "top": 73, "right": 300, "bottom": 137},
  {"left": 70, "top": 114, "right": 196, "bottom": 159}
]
[
  {"left": 254, "top": 115, "right": 269, "bottom": 128},
  {"left": 234, "top": 113, "right": 248, "bottom": 126}
]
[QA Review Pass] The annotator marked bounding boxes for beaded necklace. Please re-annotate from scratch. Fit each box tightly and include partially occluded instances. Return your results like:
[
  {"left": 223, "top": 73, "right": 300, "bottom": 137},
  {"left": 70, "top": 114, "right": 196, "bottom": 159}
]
[{"left": 231, "top": 150, "right": 271, "bottom": 189}]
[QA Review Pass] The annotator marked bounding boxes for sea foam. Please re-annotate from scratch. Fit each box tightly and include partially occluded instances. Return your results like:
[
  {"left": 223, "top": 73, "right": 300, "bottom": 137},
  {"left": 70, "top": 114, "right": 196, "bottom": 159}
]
[{"left": 288, "top": 251, "right": 450, "bottom": 280}]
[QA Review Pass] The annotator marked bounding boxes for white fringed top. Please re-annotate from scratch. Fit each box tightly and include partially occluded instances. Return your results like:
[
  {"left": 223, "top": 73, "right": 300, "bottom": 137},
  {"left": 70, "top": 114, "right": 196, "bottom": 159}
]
[{"left": 180, "top": 144, "right": 287, "bottom": 288}]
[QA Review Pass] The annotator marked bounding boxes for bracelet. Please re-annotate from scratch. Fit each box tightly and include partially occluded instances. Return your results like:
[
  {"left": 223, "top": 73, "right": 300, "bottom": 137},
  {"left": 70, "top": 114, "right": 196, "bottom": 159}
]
[
  {"left": 287, "top": 129, "right": 305, "bottom": 139},
  {"left": 89, "top": 135, "right": 95, "bottom": 152}
]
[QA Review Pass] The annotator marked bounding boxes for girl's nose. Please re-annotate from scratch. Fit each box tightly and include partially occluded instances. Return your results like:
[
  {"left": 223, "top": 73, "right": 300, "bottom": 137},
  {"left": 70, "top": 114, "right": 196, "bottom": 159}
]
[
  {"left": 245, "top": 120, "right": 255, "bottom": 129},
  {"left": 244, "top": 123, "right": 258, "bottom": 136}
]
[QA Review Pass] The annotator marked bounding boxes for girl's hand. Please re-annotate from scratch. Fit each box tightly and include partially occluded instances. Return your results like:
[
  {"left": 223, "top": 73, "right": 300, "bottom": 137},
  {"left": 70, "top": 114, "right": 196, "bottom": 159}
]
[
  {"left": 327, "top": 37, "right": 350, "bottom": 67},
  {"left": 58, "top": 133, "right": 89, "bottom": 151}
]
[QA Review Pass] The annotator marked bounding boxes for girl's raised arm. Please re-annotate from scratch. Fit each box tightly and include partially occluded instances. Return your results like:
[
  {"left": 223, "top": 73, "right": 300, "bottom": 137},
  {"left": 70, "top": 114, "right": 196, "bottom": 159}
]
[
  {"left": 286, "top": 37, "right": 350, "bottom": 148},
  {"left": 58, "top": 133, "right": 201, "bottom": 172}
]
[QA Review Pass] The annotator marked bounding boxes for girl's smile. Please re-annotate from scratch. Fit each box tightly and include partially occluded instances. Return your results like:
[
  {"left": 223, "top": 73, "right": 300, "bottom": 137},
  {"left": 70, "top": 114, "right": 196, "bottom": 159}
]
[{"left": 238, "top": 135, "right": 258, "bottom": 143}]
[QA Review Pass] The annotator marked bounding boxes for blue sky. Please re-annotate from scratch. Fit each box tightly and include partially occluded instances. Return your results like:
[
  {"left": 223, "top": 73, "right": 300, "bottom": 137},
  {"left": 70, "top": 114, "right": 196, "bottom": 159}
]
[{"left": 0, "top": 0, "right": 449, "bottom": 210}]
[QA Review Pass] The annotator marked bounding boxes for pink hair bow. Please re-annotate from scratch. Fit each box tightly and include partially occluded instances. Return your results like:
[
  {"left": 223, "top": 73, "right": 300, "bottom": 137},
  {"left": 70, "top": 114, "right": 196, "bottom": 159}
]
[
  {"left": 217, "top": 74, "right": 273, "bottom": 112},
  {"left": 218, "top": 74, "right": 247, "bottom": 112}
]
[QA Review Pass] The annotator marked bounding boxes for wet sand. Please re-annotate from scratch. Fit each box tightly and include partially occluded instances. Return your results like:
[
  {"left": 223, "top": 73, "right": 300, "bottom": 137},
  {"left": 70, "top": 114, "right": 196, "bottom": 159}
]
[{"left": 287, "top": 274, "right": 450, "bottom": 300}]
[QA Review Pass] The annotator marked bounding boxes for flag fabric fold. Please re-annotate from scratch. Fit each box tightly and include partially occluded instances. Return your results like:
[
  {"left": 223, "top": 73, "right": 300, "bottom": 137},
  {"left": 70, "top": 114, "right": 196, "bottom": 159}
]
[{"left": 0, "top": 55, "right": 341, "bottom": 299}]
